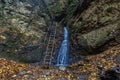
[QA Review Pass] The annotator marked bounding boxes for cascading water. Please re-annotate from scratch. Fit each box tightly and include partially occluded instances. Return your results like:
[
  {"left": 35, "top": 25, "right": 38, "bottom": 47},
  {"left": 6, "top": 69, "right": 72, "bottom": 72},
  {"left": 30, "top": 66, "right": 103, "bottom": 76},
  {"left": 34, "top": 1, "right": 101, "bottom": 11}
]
[{"left": 56, "top": 27, "right": 69, "bottom": 67}]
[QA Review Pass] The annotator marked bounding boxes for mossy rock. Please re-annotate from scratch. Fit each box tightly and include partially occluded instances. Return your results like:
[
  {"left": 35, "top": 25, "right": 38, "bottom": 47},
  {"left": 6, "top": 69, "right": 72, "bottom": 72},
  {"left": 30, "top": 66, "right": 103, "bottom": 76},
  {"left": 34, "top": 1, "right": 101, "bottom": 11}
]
[
  {"left": 18, "top": 48, "right": 42, "bottom": 63},
  {"left": 77, "top": 23, "right": 120, "bottom": 52}
]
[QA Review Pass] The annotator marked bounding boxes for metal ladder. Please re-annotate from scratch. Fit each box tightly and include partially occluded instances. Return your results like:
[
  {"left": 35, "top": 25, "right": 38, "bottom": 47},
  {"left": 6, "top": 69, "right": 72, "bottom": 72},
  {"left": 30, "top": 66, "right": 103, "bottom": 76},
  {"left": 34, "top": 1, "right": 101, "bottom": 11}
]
[{"left": 42, "top": 22, "right": 57, "bottom": 66}]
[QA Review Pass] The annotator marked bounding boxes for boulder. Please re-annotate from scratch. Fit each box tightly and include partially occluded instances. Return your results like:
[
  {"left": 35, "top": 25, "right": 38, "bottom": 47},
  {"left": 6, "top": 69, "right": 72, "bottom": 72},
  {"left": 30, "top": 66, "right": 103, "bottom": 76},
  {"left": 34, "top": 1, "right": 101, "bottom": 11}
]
[{"left": 77, "top": 22, "right": 120, "bottom": 52}]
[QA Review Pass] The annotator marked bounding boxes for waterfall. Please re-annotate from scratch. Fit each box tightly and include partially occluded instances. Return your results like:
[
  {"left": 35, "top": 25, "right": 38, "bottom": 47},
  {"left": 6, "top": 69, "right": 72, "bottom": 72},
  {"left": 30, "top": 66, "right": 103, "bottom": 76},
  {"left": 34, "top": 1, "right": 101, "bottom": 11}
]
[{"left": 56, "top": 27, "right": 69, "bottom": 67}]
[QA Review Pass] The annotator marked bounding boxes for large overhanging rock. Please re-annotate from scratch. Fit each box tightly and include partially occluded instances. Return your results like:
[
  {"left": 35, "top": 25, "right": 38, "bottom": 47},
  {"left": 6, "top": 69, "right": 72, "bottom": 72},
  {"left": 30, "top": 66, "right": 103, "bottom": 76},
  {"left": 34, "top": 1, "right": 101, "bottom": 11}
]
[
  {"left": 77, "top": 22, "right": 120, "bottom": 52},
  {"left": 70, "top": 0, "right": 120, "bottom": 34}
]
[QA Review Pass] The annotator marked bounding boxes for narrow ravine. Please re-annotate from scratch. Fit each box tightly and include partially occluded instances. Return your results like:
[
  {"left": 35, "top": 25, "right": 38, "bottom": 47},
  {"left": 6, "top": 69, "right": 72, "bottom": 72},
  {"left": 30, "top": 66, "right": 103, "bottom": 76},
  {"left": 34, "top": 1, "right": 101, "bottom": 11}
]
[{"left": 0, "top": 0, "right": 120, "bottom": 80}]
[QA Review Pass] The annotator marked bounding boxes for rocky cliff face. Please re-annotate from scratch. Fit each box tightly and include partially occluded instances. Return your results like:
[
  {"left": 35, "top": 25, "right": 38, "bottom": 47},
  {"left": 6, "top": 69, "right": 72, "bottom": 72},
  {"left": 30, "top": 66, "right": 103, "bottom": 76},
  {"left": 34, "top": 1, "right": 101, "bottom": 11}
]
[
  {"left": 0, "top": 0, "right": 48, "bottom": 62},
  {"left": 0, "top": 0, "right": 47, "bottom": 37},
  {"left": 69, "top": 0, "right": 120, "bottom": 55}
]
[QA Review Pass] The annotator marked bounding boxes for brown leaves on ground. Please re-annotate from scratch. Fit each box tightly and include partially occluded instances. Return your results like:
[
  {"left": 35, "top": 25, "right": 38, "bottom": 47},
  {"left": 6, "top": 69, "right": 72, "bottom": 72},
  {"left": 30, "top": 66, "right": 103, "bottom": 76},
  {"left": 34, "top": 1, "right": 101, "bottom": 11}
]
[
  {"left": 0, "top": 58, "right": 30, "bottom": 79},
  {"left": 10, "top": 67, "right": 75, "bottom": 80},
  {"left": 0, "top": 45, "right": 119, "bottom": 80},
  {"left": 71, "top": 45, "right": 120, "bottom": 80}
]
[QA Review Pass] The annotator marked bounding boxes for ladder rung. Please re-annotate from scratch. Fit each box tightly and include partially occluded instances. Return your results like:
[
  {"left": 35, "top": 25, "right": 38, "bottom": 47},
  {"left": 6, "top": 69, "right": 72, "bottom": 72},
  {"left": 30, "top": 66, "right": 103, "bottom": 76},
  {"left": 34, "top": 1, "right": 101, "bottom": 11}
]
[
  {"left": 44, "top": 59, "right": 50, "bottom": 61},
  {"left": 48, "top": 42, "right": 53, "bottom": 44},
  {"left": 45, "top": 62, "right": 49, "bottom": 64},
  {"left": 45, "top": 49, "right": 52, "bottom": 52},
  {"left": 45, "top": 55, "right": 51, "bottom": 57},
  {"left": 45, "top": 52, "right": 52, "bottom": 54},
  {"left": 44, "top": 57, "right": 51, "bottom": 59},
  {"left": 50, "top": 35, "right": 54, "bottom": 37}
]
